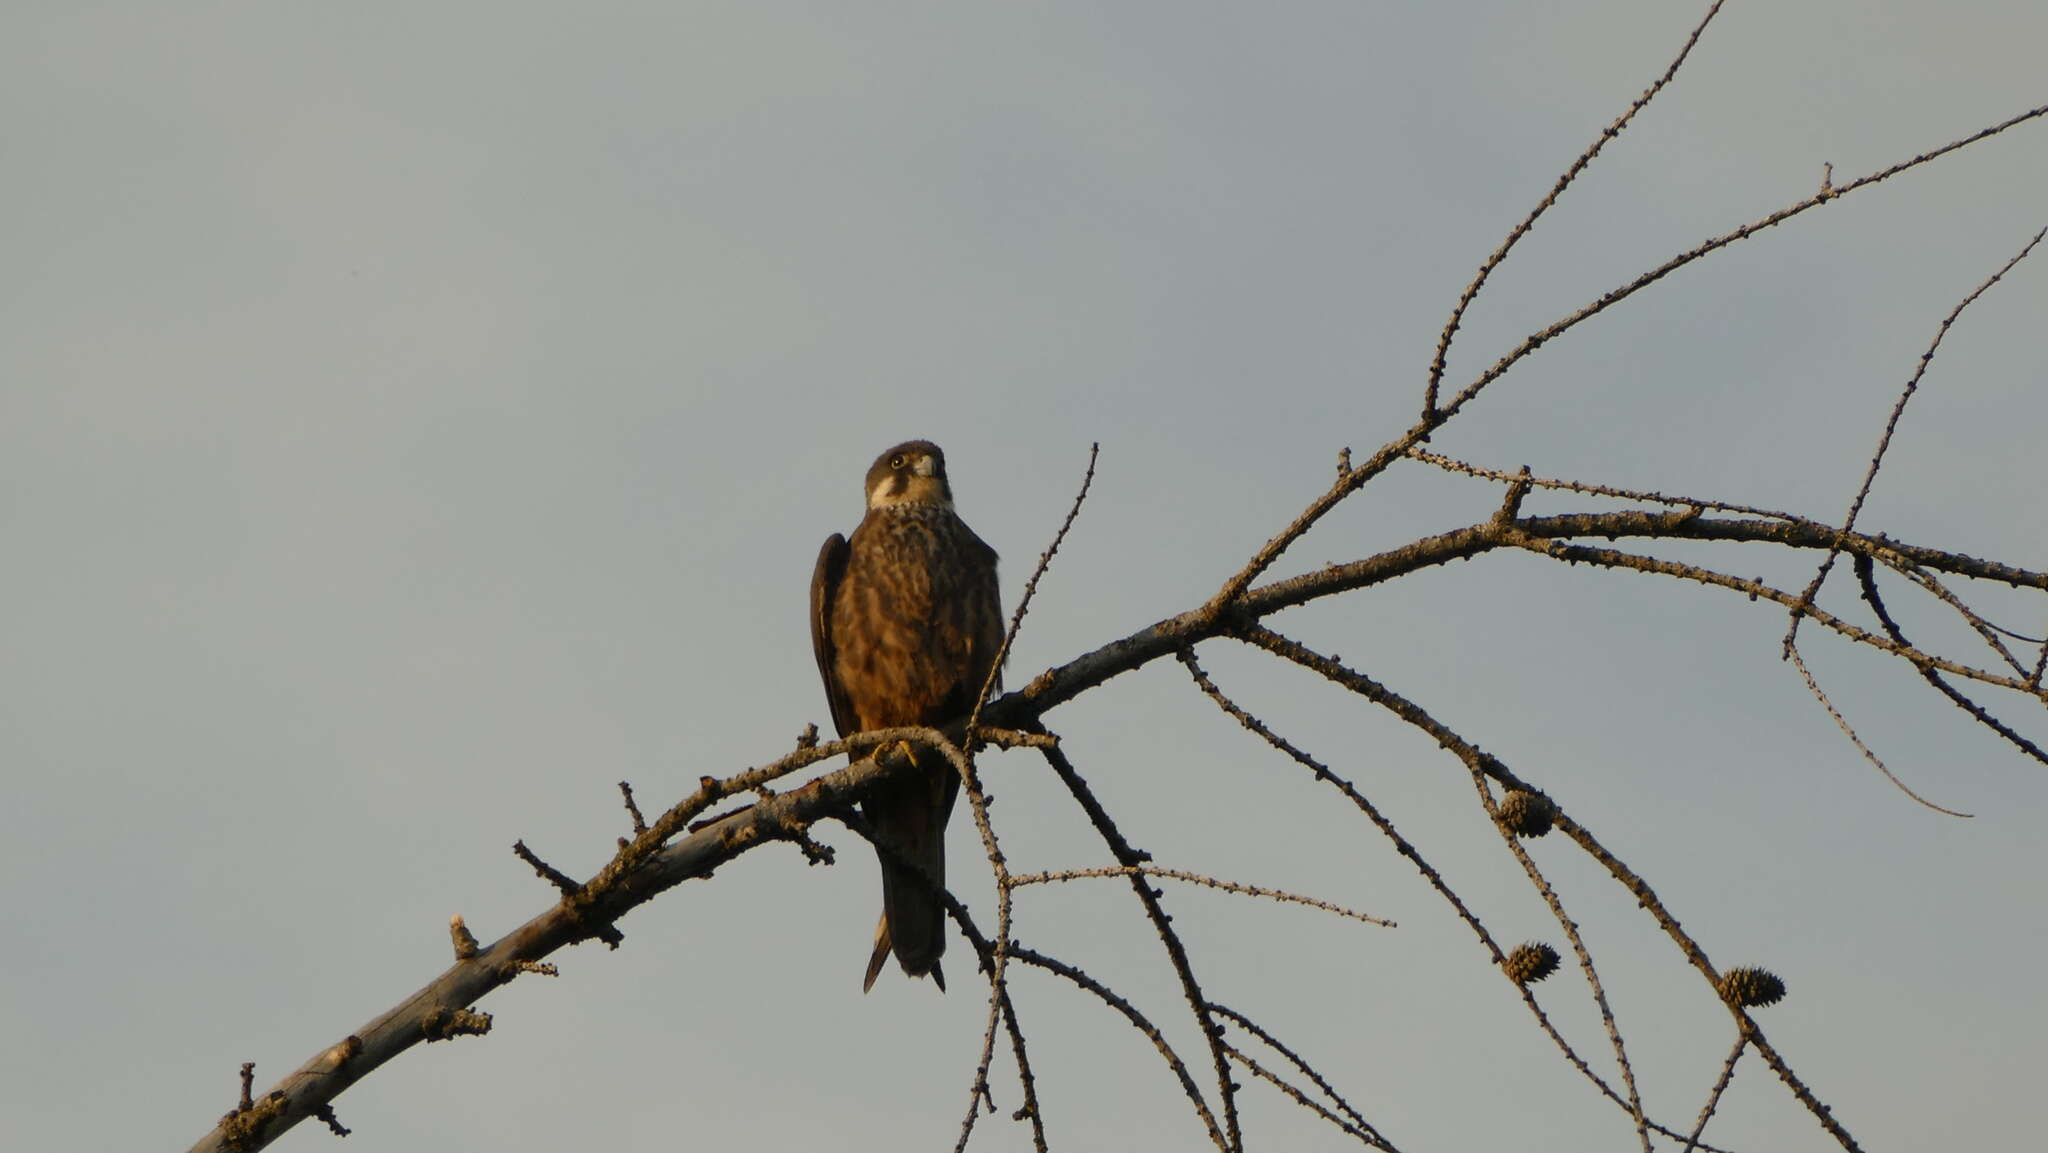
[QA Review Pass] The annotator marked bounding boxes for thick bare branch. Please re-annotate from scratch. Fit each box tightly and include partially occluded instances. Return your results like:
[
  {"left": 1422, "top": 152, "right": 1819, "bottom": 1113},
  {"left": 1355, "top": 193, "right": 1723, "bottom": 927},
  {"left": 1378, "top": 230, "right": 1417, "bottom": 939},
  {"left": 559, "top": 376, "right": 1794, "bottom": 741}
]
[{"left": 186, "top": 736, "right": 958, "bottom": 1153}]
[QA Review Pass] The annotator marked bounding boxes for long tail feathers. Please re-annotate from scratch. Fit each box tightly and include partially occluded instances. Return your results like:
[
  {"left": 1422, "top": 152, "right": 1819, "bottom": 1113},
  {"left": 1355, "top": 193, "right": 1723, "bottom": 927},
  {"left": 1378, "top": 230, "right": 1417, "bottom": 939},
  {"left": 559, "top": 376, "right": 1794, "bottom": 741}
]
[
  {"left": 860, "top": 742, "right": 957, "bottom": 993},
  {"left": 861, "top": 913, "right": 948, "bottom": 993}
]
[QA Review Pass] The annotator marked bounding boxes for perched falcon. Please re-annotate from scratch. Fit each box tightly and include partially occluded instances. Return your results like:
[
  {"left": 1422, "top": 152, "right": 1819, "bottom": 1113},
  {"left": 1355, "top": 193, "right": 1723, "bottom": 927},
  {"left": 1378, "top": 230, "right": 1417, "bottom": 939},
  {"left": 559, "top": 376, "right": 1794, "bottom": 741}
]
[{"left": 811, "top": 440, "right": 1004, "bottom": 992}]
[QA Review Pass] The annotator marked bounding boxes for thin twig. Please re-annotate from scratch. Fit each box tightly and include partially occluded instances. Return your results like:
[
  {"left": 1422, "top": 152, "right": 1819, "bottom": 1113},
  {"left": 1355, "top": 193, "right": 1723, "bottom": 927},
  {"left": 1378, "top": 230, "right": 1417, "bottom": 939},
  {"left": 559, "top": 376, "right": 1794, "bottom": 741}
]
[
  {"left": 1236, "top": 596, "right": 1889, "bottom": 1153},
  {"left": 1220, "top": 1041, "right": 1389, "bottom": 1149},
  {"left": 1405, "top": 447, "right": 1802, "bottom": 523},
  {"left": 1227, "top": 630, "right": 1648, "bottom": 1147},
  {"left": 1009, "top": 865, "right": 1395, "bottom": 928},
  {"left": 968, "top": 442, "right": 1098, "bottom": 739},
  {"left": 931, "top": 877, "right": 1049, "bottom": 1152},
  {"left": 1436, "top": 105, "right": 2048, "bottom": 426},
  {"left": 510, "top": 840, "right": 579, "bottom": 897},
  {"left": 1178, "top": 648, "right": 1491, "bottom": 945},
  {"left": 956, "top": 444, "right": 1096, "bottom": 1151},
  {"left": 1549, "top": 811, "right": 1862, "bottom": 1152},
  {"left": 1477, "top": 779, "right": 1650, "bottom": 1152},
  {"left": 1207, "top": 1003, "right": 1387, "bottom": 1146},
  {"left": 617, "top": 781, "right": 647, "bottom": 836},
  {"left": 1038, "top": 744, "right": 1242, "bottom": 1151},
  {"left": 1223, "top": 631, "right": 1748, "bottom": 1150},
  {"left": 948, "top": 733, "right": 1017, "bottom": 1149},
  {"left": 1786, "top": 644, "right": 1973, "bottom": 816},
  {"left": 1786, "top": 227, "right": 2048, "bottom": 653},
  {"left": 1895, "top": 563, "right": 2035, "bottom": 677},
  {"left": 1681, "top": 1034, "right": 1750, "bottom": 1153},
  {"left": 836, "top": 808, "right": 1049, "bottom": 1153},
  {"left": 1009, "top": 942, "right": 1228, "bottom": 1150}
]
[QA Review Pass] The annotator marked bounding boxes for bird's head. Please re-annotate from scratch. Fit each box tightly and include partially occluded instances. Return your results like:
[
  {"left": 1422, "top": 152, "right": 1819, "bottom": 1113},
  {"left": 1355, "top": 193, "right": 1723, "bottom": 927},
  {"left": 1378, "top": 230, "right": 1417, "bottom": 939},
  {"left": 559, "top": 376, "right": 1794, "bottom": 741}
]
[{"left": 864, "top": 440, "right": 953, "bottom": 510}]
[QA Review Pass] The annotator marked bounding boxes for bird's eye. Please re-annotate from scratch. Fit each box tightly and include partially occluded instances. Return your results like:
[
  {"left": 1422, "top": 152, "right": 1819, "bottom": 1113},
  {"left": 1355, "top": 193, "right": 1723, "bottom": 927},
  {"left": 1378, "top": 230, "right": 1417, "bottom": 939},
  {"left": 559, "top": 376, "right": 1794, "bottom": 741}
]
[{"left": 890, "top": 455, "right": 905, "bottom": 469}]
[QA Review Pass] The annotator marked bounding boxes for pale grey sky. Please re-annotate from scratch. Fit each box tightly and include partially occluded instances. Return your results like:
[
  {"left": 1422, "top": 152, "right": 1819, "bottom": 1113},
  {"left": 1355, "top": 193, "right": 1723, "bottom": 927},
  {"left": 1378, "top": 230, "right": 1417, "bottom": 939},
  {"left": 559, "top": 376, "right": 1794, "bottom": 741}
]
[{"left": 4, "top": 3, "right": 2045, "bottom": 1150}]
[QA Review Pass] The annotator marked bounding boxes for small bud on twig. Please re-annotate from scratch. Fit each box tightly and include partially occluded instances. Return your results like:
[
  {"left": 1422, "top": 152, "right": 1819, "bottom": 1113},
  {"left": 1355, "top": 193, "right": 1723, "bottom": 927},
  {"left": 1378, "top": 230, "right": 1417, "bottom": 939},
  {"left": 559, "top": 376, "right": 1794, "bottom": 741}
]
[{"left": 449, "top": 914, "right": 479, "bottom": 960}]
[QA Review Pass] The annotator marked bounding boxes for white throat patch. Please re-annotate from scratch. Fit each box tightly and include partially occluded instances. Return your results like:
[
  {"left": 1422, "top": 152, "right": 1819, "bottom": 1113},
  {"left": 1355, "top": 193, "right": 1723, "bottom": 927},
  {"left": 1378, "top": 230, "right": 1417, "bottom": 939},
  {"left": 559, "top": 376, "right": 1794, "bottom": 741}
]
[{"left": 867, "top": 481, "right": 953, "bottom": 511}]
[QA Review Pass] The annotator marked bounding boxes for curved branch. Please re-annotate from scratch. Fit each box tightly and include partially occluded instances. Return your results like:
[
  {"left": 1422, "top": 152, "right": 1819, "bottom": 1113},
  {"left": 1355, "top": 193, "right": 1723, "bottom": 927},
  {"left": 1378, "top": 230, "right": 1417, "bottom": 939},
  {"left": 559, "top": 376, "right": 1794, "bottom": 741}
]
[
  {"left": 1015, "top": 509, "right": 2047, "bottom": 730},
  {"left": 1785, "top": 642, "right": 1973, "bottom": 816}
]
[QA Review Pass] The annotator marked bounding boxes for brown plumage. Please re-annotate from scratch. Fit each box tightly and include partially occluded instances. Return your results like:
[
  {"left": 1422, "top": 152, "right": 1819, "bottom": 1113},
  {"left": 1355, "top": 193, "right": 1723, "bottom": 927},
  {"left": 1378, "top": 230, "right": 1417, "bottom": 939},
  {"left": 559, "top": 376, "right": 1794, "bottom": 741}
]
[{"left": 811, "top": 440, "right": 1003, "bottom": 992}]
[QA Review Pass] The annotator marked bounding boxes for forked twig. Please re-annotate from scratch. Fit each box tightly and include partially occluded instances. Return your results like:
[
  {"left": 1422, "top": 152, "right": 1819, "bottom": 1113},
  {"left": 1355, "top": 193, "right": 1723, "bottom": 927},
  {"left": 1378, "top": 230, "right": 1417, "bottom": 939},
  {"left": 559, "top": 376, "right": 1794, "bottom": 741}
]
[
  {"left": 1426, "top": 0, "right": 1731, "bottom": 412},
  {"left": 1207, "top": 1003, "right": 1389, "bottom": 1147},
  {"left": 1010, "top": 941, "right": 1229, "bottom": 1150},
  {"left": 1220, "top": 1041, "right": 1389, "bottom": 1149},
  {"left": 1436, "top": 104, "right": 2048, "bottom": 427}
]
